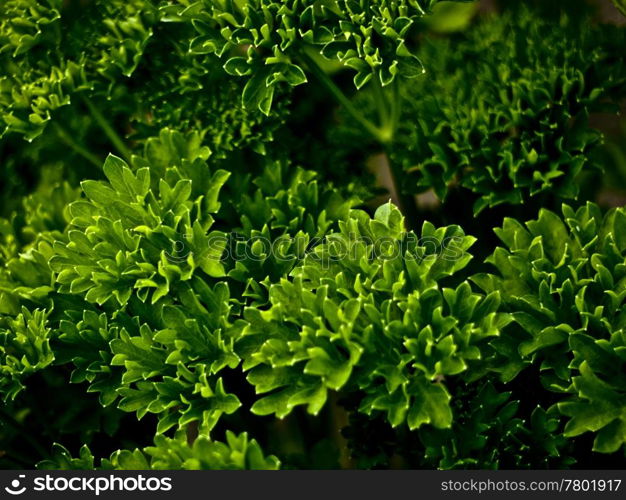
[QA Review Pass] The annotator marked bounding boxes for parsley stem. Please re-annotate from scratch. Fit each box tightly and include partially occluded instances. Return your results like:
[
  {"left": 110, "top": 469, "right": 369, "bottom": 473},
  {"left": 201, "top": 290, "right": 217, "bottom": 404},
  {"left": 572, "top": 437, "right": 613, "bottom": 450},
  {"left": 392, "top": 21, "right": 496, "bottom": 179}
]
[
  {"left": 299, "top": 51, "right": 392, "bottom": 144},
  {"left": 385, "top": 149, "right": 419, "bottom": 231},
  {"left": 52, "top": 123, "right": 102, "bottom": 168},
  {"left": 82, "top": 97, "right": 132, "bottom": 162},
  {"left": 389, "top": 78, "right": 401, "bottom": 138},
  {"left": 371, "top": 76, "right": 391, "bottom": 131},
  {"left": 299, "top": 50, "right": 417, "bottom": 224}
]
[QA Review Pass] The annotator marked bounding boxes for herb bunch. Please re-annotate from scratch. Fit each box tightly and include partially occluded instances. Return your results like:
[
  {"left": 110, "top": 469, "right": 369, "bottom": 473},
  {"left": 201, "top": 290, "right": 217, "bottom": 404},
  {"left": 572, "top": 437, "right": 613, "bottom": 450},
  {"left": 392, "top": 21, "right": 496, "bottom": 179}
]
[{"left": 1, "top": 0, "right": 626, "bottom": 470}]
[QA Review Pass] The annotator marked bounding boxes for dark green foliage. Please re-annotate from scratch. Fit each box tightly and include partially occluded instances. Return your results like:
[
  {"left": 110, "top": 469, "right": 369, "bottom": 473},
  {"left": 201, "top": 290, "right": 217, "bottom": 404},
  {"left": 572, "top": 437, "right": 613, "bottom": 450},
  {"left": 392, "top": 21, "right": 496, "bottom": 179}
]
[
  {"left": 240, "top": 203, "right": 508, "bottom": 428},
  {"left": 38, "top": 430, "right": 280, "bottom": 470},
  {"left": 321, "top": 5, "right": 626, "bottom": 212},
  {"left": 2, "top": 0, "right": 626, "bottom": 471},
  {"left": 0, "top": 0, "right": 157, "bottom": 140},
  {"left": 396, "top": 7, "right": 626, "bottom": 212},
  {"left": 475, "top": 203, "right": 626, "bottom": 453},
  {"left": 342, "top": 380, "right": 573, "bottom": 470},
  {"left": 418, "top": 382, "right": 572, "bottom": 469},
  {"left": 172, "top": 0, "right": 471, "bottom": 114},
  {"left": 0, "top": 308, "right": 53, "bottom": 400},
  {"left": 0, "top": 0, "right": 287, "bottom": 174},
  {"left": 123, "top": 25, "right": 290, "bottom": 157}
]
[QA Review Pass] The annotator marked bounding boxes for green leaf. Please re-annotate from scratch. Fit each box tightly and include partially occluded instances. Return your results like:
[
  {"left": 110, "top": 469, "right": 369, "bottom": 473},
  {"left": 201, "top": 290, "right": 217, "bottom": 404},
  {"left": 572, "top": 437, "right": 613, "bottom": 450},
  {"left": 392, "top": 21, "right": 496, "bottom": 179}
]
[
  {"left": 242, "top": 68, "right": 275, "bottom": 115},
  {"left": 407, "top": 379, "right": 453, "bottom": 430}
]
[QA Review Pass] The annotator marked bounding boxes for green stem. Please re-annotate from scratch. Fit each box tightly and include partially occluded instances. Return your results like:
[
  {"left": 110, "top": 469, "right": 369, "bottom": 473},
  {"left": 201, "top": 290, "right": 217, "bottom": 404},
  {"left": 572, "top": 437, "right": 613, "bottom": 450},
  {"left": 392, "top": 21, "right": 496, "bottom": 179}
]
[
  {"left": 386, "top": 148, "right": 419, "bottom": 231},
  {"left": 299, "top": 51, "right": 392, "bottom": 144},
  {"left": 371, "top": 76, "right": 391, "bottom": 129},
  {"left": 381, "top": 79, "right": 414, "bottom": 226},
  {"left": 389, "top": 78, "right": 401, "bottom": 138},
  {"left": 299, "top": 50, "right": 416, "bottom": 224},
  {"left": 82, "top": 97, "right": 132, "bottom": 162},
  {"left": 52, "top": 123, "right": 102, "bottom": 168}
]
